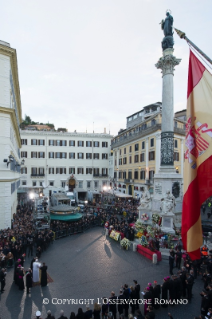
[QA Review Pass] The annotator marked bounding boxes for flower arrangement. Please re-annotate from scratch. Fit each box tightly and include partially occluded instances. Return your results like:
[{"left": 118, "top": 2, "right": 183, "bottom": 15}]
[
  {"left": 140, "top": 235, "right": 148, "bottom": 247},
  {"left": 148, "top": 239, "right": 156, "bottom": 251},
  {"left": 120, "top": 238, "right": 131, "bottom": 250},
  {"left": 135, "top": 231, "right": 143, "bottom": 238},
  {"left": 152, "top": 213, "right": 161, "bottom": 225},
  {"left": 141, "top": 213, "right": 149, "bottom": 221}
]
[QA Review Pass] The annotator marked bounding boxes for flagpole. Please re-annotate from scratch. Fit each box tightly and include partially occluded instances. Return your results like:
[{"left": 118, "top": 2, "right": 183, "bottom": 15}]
[{"left": 175, "top": 28, "right": 212, "bottom": 65}]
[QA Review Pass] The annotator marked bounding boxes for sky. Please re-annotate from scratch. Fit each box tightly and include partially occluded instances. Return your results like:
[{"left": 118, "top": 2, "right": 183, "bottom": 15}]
[{"left": 1, "top": 0, "right": 212, "bottom": 136}]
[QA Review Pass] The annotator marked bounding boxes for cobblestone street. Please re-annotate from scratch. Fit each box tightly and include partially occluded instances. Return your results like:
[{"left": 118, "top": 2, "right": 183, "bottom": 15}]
[{"left": 0, "top": 228, "right": 203, "bottom": 319}]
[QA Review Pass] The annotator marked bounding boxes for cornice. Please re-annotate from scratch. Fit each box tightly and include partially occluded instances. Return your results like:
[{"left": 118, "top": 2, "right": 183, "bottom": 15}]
[
  {"left": 20, "top": 130, "right": 113, "bottom": 139},
  {"left": 0, "top": 45, "right": 22, "bottom": 123},
  {"left": 0, "top": 106, "right": 21, "bottom": 148}
]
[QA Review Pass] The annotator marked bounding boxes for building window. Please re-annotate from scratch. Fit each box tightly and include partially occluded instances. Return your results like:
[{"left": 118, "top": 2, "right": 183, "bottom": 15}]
[
  {"left": 78, "top": 153, "right": 84, "bottom": 159},
  {"left": 135, "top": 143, "right": 139, "bottom": 151},
  {"left": 78, "top": 141, "right": 84, "bottom": 147},
  {"left": 31, "top": 167, "right": 37, "bottom": 175},
  {"left": 21, "top": 139, "right": 27, "bottom": 145},
  {"left": 69, "top": 167, "right": 75, "bottom": 174},
  {"left": 114, "top": 172, "right": 117, "bottom": 178},
  {"left": 86, "top": 141, "right": 92, "bottom": 147},
  {"left": 31, "top": 139, "right": 37, "bottom": 145},
  {"left": 93, "top": 168, "right": 99, "bottom": 176},
  {"left": 149, "top": 170, "right": 155, "bottom": 180},
  {"left": 69, "top": 152, "right": 75, "bottom": 159},
  {"left": 118, "top": 172, "right": 122, "bottom": 179},
  {"left": 49, "top": 181, "right": 54, "bottom": 186},
  {"left": 86, "top": 153, "right": 92, "bottom": 159},
  {"left": 38, "top": 152, "right": 45, "bottom": 158},
  {"left": 175, "top": 121, "right": 178, "bottom": 128},
  {"left": 123, "top": 172, "right": 126, "bottom": 179},
  {"left": 32, "top": 181, "right": 37, "bottom": 187},
  {"left": 61, "top": 152, "right": 67, "bottom": 159},
  {"left": 49, "top": 168, "right": 54, "bottom": 174},
  {"left": 115, "top": 159, "right": 117, "bottom": 166},
  {"left": 129, "top": 146, "right": 132, "bottom": 153},
  {"left": 38, "top": 139, "right": 45, "bottom": 146},
  {"left": 102, "top": 168, "right": 108, "bottom": 176},
  {"left": 149, "top": 151, "right": 155, "bottom": 161},
  {"left": 128, "top": 171, "right": 132, "bottom": 179},
  {"left": 94, "top": 181, "right": 98, "bottom": 188},
  {"left": 86, "top": 168, "right": 92, "bottom": 174},
  {"left": 140, "top": 153, "right": 145, "bottom": 162},
  {"left": 56, "top": 152, "right": 60, "bottom": 159},
  {"left": 39, "top": 168, "right": 44, "bottom": 175},
  {"left": 49, "top": 152, "right": 54, "bottom": 158},
  {"left": 174, "top": 152, "right": 179, "bottom": 161},
  {"left": 102, "top": 153, "right": 108, "bottom": 159},
  {"left": 87, "top": 181, "right": 91, "bottom": 188},
  {"left": 123, "top": 157, "right": 127, "bottom": 165},
  {"left": 49, "top": 140, "right": 54, "bottom": 146},
  {"left": 93, "top": 153, "right": 99, "bottom": 159},
  {"left": 77, "top": 168, "right": 84, "bottom": 174},
  {"left": 129, "top": 156, "right": 132, "bottom": 164},
  {"left": 31, "top": 152, "right": 37, "bottom": 158},
  {"left": 124, "top": 148, "right": 126, "bottom": 154},
  {"left": 134, "top": 171, "right": 138, "bottom": 179},
  {"left": 119, "top": 158, "right": 122, "bottom": 165},
  {"left": 140, "top": 170, "right": 145, "bottom": 180},
  {"left": 39, "top": 182, "right": 43, "bottom": 187},
  {"left": 174, "top": 139, "right": 178, "bottom": 148},
  {"left": 22, "top": 181, "right": 27, "bottom": 186},
  {"left": 134, "top": 155, "right": 139, "bottom": 163},
  {"left": 102, "top": 142, "right": 108, "bottom": 147},
  {"left": 56, "top": 140, "right": 60, "bottom": 146},
  {"left": 94, "top": 141, "right": 99, "bottom": 147},
  {"left": 21, "top": 152, "right": 27, "bottom": 158},
  {"left": 150, "top": 138, "right": 154, "bottom": 147},
  {"left": 78, "top": 181, "right": 83, "bottom": 188},
  {"left": 61, "top": 140, "right": 67, "bottom": 146},
  {"left": 119, "top": 149, "right": 122, "bottom": 155},
  {"left": 61, "top": 181, "right": 66, "bottom": 188},
  {"left": 21, "top": 167, "right": 27, "bottom": 174},
  {"left": 142, "top": 141, "right": 145, "bottom": 149},
  {"left": 56, "top": 168, "right": 66, "bottom": 174},
  {"left": 69, "top": 140, "right": 75, "bottom": 146}
]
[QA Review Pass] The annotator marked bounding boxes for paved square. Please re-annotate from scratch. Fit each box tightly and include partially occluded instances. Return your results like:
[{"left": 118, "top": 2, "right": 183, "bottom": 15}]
[{"left": 1, "top": 228, "right": 202, "bottom": 318}]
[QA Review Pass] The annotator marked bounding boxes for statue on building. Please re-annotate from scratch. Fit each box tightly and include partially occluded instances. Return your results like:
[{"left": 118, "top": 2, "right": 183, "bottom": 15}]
[
  {"left": 139, "top": 187, "right": 151, "bottom": 209},
  {"left": 160, "top": 10, "right": 174, "bottom": 51},
  {"left": 160, "top": 190, "right": 176, "bottom": 215}
]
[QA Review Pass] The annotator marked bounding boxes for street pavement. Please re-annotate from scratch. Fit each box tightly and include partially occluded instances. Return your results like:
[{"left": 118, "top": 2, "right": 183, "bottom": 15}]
[{"left": 0, "top": 227, "right": 205, "bottom": 319}]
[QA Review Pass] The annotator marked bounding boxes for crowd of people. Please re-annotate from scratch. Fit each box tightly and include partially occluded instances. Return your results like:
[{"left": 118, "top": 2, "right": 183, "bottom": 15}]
[{"left": 1, "top": 198, "right": 212, "bottom": 318}]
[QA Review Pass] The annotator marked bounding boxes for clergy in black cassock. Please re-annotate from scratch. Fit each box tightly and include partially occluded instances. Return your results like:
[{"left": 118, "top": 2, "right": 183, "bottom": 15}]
[
  {"left": 25, "top": 268, "right": 32, "bottom": 294},
  {"left": 40, "top": 262, "right": 48, "bottom": 287}
]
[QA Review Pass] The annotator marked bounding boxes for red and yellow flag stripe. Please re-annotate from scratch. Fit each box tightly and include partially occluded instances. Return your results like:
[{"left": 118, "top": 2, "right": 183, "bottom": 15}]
[{"left": 182, "top": 50, "right": 212, "bottom": 260}]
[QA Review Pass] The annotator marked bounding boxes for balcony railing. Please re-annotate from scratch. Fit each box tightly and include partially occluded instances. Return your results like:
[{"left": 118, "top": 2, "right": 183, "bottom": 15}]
[
  {"left": 93, "top": 174, "right": 108, "bottom": 178},
  {"left": 124, "top": 179, "right": 134, "bottom": 184},
  {"left": 31, "top": 174, "right": 45, "bottom": 177}
]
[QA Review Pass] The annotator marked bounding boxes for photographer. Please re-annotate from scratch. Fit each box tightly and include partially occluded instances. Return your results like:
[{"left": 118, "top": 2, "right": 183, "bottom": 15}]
[{"left": 0, "top": 268, "right": 6, "bottom": 293}]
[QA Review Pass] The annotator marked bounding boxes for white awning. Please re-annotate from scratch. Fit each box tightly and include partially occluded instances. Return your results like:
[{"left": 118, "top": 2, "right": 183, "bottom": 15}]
[{"left": 115, "top": 193, "right": 132, "bottom": 198}]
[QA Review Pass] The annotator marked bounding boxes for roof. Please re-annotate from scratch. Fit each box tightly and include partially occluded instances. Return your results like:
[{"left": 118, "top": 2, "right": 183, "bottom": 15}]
[
  {"left": 115, "top": 193, "right": 132, "bottom": 198},
  {"left": 50, "top": 205, "right": 77, "bottom": 212},
  {"left": 50, "top": 212, "right": 82, "bottom": 221},
  {"left": 52, "top": 194, "right": 70, "bottom": 200}
]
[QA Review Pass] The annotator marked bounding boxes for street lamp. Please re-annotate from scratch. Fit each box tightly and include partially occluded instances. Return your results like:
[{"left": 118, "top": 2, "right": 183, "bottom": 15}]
[{"left": 176, "top": 166, "right": 179, "bottom": 173}]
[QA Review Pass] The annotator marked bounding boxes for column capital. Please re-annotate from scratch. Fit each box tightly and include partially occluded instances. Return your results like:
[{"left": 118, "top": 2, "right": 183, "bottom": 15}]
[{"left": 155, "top": 54, "right": 181, "bottom": 76}]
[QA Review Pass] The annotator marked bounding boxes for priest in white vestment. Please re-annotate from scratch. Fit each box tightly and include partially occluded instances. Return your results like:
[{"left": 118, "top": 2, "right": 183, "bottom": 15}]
[{"left": 33, "top": 258, "right": 41, "bottom": 282}]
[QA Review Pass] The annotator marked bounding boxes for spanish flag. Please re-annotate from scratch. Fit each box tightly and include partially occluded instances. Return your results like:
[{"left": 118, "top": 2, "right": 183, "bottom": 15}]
[{"left": 182, "top": 50, "right": 212, "bottom": 260}]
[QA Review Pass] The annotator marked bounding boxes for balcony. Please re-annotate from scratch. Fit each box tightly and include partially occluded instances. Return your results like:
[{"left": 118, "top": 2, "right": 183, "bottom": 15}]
[
  {"left": 93, "top": 174, "right": 108, "bottom": 178},
  {"left": 31, "top": 174, "right": 45, "bottom": 177},
  {"left": 124, "top": 179, "right": 134, "bottom": 184}
]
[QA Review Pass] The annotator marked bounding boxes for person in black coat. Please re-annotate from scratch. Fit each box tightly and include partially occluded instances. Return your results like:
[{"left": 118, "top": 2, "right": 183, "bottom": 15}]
[
  {"left": 176, "top": 250, "right": 182, "bottom": 270},
  {"left": 84, "top": 305, "right": 92, "bottom": 319},
  {"left": 75, "top": 308, "right": 84, "bottom": 319},
  {"left": 168, "top": 277, "right": 176, "bottom": 302},
  {"left": 143, "top": 287, "right": 152, "bottom": 315},
  {"left": 161, "top": 278, "right": 169, "bottom": 308},
  {"left": 169, "top": 252, "right": 175, "bottom": 275},
  {"left": 134, "top": 280, "right": 140, "bottom": 310},
  {"left": 123, "top": 284, "right": 130, "bottom": 317},
  {"left": 130, "top": 286, "right": 137, "bottom": 315},
  {"left": 0, "top": 268, "right": 6, "bottom": 293},
  {"left": 109, "top": 291, "right": 117, "bottom": 319},
  {"left": 101, "top": 298, "right": 109, "bottom": 318},
  {"left": 118, "top": 290, "right": 124, "bottom": 316},
  {"left": 152, "top": 281, "right": 161, "bottom": 309},
  {"left": 40, "top": 262, "right": 48, "bottom": 287},
  {"left": 25, "top": 268, "right": 32, "bottom": 294},
  {"left": 58, "top": 310, "right": 68, "bottom": 319}
]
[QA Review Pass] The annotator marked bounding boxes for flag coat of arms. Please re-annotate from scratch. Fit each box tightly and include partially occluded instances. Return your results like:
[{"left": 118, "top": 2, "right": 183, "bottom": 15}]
[{"left": 182, "top": 50, "right": 212, "bottom": 260}]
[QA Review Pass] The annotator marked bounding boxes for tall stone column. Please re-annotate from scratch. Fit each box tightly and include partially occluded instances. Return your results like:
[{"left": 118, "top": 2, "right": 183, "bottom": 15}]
[{"left": 155, "top": 48, "right": 181, "bottom": 169}]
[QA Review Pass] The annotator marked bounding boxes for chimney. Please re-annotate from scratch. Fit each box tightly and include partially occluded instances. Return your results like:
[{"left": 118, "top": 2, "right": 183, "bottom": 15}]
[{"left": 104, "top": 128, "right": 106, "bottom": 134}]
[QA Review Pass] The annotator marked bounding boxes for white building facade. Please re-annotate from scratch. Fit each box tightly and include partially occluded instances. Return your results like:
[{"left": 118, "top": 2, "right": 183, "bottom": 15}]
[
  {"left": 20, "top": 130, "right": 113, "bottom": 202},
  {"left": 0, "top": 41, "right": 22, "bottom": 229}
]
